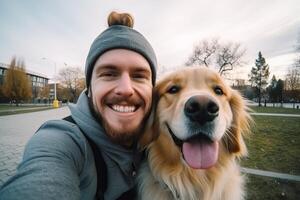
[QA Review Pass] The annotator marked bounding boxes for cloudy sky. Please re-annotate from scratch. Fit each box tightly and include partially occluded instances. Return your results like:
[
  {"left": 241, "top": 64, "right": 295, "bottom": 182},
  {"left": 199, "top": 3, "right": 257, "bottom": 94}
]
[{"left": 0, "top": 0, "right": 299, "bottom": 81}]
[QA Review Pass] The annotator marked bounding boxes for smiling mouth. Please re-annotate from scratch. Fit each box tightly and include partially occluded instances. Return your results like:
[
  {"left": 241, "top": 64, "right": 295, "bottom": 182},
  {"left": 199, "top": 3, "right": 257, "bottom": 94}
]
[
  {"left": 165, "top": 123, "right": 214, "bottom": 146},
  {"left": 165, "top": 123, "right": 219, "bottom": 169},
  {"left": 166, "top": 123, "right": 184, "bottom": 146},
  {"left": 108, "top": 104, "right": 139, "bottom": 113}
]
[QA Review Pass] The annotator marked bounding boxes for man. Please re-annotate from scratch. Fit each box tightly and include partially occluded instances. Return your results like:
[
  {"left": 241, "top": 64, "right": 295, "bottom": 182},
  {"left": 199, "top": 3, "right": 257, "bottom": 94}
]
[{"left": 0, "top": 11, "right": 157, "bottom": 200}]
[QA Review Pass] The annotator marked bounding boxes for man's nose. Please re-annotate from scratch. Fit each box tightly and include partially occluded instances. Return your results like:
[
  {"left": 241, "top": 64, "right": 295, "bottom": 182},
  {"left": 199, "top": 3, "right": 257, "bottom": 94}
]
[{"left": 114, "top": 74, "right": 134, "bottom": 97}]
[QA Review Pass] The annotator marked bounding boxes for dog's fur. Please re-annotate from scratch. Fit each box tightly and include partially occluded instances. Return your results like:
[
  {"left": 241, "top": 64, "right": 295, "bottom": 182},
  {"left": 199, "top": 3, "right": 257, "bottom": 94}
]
[{"left": 138, "top": 67, "right": 251, "bottom": 200}]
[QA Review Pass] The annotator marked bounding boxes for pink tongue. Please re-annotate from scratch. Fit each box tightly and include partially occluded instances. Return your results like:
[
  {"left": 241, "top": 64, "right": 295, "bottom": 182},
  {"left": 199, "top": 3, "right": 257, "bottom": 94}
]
[{"left": 182, "top": 139, "right": 219, "bottom": 169}]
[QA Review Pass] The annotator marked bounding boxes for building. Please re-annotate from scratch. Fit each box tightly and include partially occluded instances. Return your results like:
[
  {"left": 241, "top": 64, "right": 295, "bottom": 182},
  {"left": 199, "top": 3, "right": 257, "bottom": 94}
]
[
  {"left": 0, "top": 62, "right": 49, "bottom": 103},
  {"left": 233, "top": 79, "right": 246, "bottom": 87}
]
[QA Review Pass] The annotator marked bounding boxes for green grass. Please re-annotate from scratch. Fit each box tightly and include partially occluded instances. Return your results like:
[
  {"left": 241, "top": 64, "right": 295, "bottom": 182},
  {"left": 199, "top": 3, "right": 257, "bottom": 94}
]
[
  {"left": 245, "top": 176, "right": 300, "bottom": 200},
  {"left": 0, "top": 105, "right": 53, "bottom": 116},
  {"left": 250, "top": 106, "right": 300, "bottom": 114},
  {"left": 0, "top": 104, "right": 50, "bottom": 109},
  {"left": 242, "top": 115, "right": 300, "bottom": 200},
  {"left": 242, "top": 116, "right": 300, "bottom": 174}
]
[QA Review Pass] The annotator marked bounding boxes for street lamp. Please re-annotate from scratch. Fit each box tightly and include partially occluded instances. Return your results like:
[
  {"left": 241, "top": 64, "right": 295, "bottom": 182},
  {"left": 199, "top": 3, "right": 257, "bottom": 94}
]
[{"left": 42, "top": 57, "right": 59, "bottom": 108}]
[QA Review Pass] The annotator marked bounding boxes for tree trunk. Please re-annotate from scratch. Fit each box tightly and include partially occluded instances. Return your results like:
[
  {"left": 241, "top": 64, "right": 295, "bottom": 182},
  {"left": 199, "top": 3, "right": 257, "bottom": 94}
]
[{"left": 258, "top": 88, "right": 261, "bottom": 107}]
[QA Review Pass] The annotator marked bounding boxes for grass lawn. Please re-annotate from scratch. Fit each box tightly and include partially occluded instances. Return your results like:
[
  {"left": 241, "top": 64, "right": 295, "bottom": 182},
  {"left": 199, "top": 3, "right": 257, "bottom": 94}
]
[
  {"left": 242, "top": 115, "right": 300, "bottom": 200},
  {"left": 250, "top": 106, "right": 300, "bottom": 114},
  {"left": 245, "top": 176, "right": 300, "bottom": 200},
  {"left": 0, "top": 104, "right": 53, "bottom": 116}
]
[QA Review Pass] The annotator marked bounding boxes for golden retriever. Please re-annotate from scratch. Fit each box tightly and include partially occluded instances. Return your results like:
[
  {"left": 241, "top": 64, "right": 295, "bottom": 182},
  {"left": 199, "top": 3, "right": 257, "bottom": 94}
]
[{"left": 138, "top": 67, "right": 251, "bottom": 200}]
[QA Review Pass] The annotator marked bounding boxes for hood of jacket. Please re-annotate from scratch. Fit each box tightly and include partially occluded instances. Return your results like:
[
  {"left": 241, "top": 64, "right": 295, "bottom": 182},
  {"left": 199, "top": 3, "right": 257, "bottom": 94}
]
[{"left": 68, "top": 90, "right": 142, "bottom": 176}]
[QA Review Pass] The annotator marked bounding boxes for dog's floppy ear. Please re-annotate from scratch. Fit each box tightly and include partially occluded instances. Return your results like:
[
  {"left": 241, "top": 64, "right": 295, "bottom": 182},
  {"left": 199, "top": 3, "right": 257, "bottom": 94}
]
[
  {"left": 139, "top": 89, "right": 160, "bottom": 149},
  {"left": 225, "top": 90, "right": 251, "bottom": 156}
]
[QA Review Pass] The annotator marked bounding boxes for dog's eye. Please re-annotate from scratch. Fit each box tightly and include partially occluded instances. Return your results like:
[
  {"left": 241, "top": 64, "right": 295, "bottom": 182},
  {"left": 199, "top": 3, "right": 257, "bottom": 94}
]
[
  {"left": 214, "top": 86, "right": 223, "bottom": 95},
  {"left": 167, "top": 85, "right": 180, "bottom": 94}
]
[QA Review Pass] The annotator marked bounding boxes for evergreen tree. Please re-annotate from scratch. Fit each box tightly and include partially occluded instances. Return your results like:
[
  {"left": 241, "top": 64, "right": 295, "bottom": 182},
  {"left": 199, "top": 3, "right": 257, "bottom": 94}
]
[
  {"left": 249, "top": 51, "right": 270, "bottom": 106},
  {"left": 3, "top": 57, "right": 32, "bottom": 105},
  {"left": 275, "top": 79, "right": 284, "bottom": 103},
  {"left": 267, "top": 75, "right": 277, "bottom": 102}
]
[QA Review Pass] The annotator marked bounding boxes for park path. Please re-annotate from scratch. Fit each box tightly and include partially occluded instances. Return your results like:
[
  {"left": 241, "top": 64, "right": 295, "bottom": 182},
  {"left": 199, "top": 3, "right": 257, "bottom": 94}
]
[
  {"left": 0, "top": 109, "right": 299, "bottom": 186},
  {"left": 0, "top": 107, "right": 70, "bottom": 186},
  {"left": 251, "top": 112, "right": 300, "bottom": 117},
  {"left": 241, "top": 167, "right": 300, "bottom": 182}
]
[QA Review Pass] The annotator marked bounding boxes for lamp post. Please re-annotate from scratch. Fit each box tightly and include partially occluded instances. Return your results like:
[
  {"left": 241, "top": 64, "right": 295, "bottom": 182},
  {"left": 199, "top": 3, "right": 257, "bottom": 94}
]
[{"left": 42, "top": 57, "right": 59, "bottom": 108}]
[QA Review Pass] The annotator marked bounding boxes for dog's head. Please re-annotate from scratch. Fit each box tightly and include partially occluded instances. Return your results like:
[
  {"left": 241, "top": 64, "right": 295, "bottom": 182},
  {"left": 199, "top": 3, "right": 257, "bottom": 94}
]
[{"left": 143, "top": 67, "right": 251, "bottom": 170}]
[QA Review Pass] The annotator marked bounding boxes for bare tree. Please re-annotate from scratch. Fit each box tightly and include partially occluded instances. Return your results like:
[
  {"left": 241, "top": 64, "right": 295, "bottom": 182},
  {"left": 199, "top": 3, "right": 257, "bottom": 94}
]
[
  {"left": 283, "top": 31, "right": 300, "bottom": 106},
  {"left": 186, "top": 39, "right": 219, "bottom": 67},
  {"left": 38, "top": 85, "right": 50, "bottom": 103},
  {"left": 295, "top": 32, "right": 300, "bottom": 68},
  {"left": 285, "top": 67, "right": 300, "bottom": 105},
  {"left": 58, "top": 66, "right": 85, "bottom": 102},
  {"left": 217, "top": 42, "right": 246, "bottom": 75},
  {"left": 286, "top": 67, "right": 300, "bottom": 90},
  {"left": 186, "top": 39, "right": 246, "bottom": 75}
]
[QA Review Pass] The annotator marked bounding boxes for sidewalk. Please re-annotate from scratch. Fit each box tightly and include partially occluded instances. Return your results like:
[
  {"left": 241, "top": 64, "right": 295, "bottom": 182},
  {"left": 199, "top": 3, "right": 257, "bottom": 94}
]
[
  {"left": 251, "top": 112, "right": 300, "bottom": 117},
  {"left": 241, "top": 167, "right": 300, "bottom": 182},
  {"left": 0, "top": 107, "right": 70, "bottom": 186}
]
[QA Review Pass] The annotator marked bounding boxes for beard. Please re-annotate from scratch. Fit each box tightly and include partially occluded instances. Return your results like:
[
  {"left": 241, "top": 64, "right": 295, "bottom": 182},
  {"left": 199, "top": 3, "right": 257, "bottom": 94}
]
[{"left": 88, "top": 90, "right": 150, "bottom": 148}]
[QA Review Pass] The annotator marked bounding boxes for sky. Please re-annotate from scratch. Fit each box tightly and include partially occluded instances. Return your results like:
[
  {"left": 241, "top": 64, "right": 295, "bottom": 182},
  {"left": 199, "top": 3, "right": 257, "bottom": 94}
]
[{"left": 0, "top": 0, "right": 299, "bottom": 82}]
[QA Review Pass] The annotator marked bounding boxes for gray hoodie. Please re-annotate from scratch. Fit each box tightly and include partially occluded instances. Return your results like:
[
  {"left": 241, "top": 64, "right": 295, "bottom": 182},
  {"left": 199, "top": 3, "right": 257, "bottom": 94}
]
[{"left": 0, "top": 90, "right": 143, "bottom": 200}]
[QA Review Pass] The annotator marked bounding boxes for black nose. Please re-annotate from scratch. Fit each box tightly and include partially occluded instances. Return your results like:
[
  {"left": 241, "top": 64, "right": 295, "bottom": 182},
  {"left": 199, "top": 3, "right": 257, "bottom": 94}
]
[{"left": 184, "top": 95, "right": 219, "bottom": 124}]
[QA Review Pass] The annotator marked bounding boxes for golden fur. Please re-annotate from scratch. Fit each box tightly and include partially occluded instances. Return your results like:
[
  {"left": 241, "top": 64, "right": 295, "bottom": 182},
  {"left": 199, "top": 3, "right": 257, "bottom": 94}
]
[{"left": 138, "top": 67, "right": 251, "bottom": 200}]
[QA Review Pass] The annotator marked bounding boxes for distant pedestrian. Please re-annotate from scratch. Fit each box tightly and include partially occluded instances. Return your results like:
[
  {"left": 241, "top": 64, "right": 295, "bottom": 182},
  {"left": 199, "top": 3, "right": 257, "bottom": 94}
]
[{"left": 264, "top": 99, "right": 267, "bottom": 107}]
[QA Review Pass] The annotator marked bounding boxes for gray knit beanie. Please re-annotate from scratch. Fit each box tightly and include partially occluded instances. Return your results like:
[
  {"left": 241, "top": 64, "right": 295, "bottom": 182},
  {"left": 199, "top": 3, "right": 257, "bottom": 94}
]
[{"left": 85, "top": 12, "right": 157, "bottom": 88}]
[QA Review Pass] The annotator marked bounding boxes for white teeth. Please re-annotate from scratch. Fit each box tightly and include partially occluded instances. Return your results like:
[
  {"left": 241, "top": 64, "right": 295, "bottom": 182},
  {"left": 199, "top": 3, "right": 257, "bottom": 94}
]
[{"left": 112, "top": 105, "right": 136, "bottom": 113}]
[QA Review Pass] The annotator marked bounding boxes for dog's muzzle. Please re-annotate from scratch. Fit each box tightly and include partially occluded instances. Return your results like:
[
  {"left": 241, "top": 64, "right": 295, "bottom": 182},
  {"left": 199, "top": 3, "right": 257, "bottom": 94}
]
[
  {"left": 184, "top": 95, "right": 219, "bottom": 125},
  {"left": 165, "top": 95, "right": 220, "bottom": 169},
  {"left": 165, "top": 121, "right": 219, "bottom": 169}
]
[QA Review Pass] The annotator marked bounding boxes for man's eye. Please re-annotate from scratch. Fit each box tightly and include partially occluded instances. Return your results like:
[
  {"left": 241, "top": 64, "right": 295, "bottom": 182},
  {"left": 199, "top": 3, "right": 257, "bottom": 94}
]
[
  {"left": 133, "top": 73, "right": 149, "bottom": 80},
  {"left": 167, "top": 85, "right": 180, "bottom": 94},
  {"left": 133, "top": 74, "right": 145, "bottom": 79},
  {"left": 99, "top": 72, "right": 117, "bottom": 77}
]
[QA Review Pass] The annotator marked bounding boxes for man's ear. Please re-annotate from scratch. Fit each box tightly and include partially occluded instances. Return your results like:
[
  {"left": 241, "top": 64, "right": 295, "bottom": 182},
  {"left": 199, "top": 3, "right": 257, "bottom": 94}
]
[
  {"left": 139, "top": 89, "right": 160, "bottom": 149},
  {"left": 87, "top": 86, "right": 91, "bottom": 98}
]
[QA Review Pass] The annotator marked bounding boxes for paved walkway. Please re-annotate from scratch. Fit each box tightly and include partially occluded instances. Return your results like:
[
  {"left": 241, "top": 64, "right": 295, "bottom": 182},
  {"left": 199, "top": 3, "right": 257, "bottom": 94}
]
[
  {"left": 241, "top": 167, "right": 300, "bottom": 182},
  {"left": 0, "top": 107, "right": 70, "bottom": 186},
  {"left": 251, "top": 112, "right": 300, "bottom": 117}
]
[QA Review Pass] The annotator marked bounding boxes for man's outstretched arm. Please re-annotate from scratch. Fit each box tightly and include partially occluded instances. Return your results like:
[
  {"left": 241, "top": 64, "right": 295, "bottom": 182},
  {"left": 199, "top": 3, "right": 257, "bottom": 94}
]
[{"left": 0, "top": 121, "right": 85, "bottom": 200}]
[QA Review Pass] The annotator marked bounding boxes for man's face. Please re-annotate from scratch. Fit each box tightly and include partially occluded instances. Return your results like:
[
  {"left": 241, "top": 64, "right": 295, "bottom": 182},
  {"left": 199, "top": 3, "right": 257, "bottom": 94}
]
[{"left": 89, "top": 49, "right": 153, "bottom": 145}]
